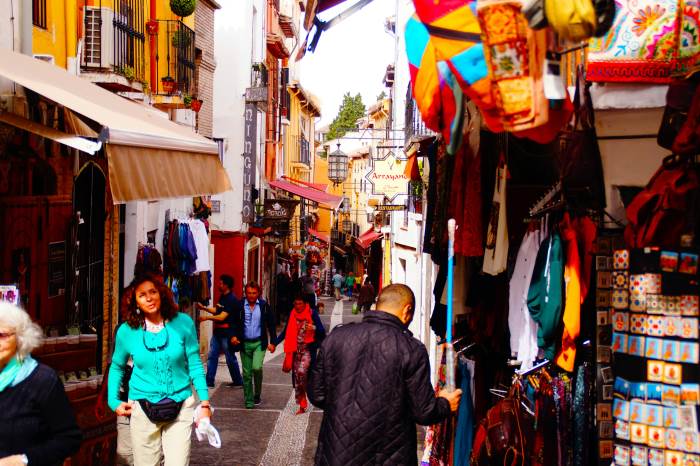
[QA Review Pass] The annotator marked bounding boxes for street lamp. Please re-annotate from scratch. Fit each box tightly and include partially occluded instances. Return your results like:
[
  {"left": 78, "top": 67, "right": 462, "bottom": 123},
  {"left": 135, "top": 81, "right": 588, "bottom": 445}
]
[
  {"left": 342, "top": 218, "right": 352, "bottom": 233},
  {"left": 328, "top": 144, "right": 348, "bottom": 185}
]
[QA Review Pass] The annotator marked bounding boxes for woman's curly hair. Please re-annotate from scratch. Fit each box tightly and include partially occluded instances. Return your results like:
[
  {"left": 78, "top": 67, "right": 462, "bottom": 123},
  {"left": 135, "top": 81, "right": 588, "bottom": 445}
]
[{"left": 120, "top": 273, "right": 179, "bottom": 329}]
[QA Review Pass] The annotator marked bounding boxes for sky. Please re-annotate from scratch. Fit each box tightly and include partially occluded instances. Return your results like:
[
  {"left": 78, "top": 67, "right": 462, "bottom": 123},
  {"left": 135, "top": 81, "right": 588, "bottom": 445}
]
[{"left": 297, "top": 0, "right": 398, "bottom": 127}]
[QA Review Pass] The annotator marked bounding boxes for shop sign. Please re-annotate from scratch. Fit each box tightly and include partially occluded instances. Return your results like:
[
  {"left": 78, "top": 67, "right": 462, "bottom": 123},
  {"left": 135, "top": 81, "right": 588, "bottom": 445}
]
[
  {"left": 48, "top": 241, "right": 66, "bottom": 297},
  {"left": 376, "top": 204, "right": 405, "bottom": 211},
  {"left": 245, "top": 87, "right": 268, "bottom": 104},
  {"left": 366, "top": 151, "right": 409, "bottom": 202},
  {"left": 242, "top": 103, "right": 258, "bottom": 223},
  {"left": 262, "top": 199, "right": 298, "bottom": 222}
]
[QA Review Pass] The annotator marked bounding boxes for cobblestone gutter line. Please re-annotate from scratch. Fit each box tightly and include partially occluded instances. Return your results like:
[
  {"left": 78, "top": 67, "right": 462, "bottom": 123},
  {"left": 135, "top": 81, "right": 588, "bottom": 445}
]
[{"left": 259, "top": 392, "right": 311, "bottom": 466}]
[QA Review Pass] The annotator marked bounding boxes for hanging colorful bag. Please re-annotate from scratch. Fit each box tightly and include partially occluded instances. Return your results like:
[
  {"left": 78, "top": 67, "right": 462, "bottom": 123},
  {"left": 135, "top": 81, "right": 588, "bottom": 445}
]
[
  {"left": 477, "top": 0, "right": 549, "bottom": 132},
  {"left": 544, "top": 0, "right": 598, "bottom": 42}
]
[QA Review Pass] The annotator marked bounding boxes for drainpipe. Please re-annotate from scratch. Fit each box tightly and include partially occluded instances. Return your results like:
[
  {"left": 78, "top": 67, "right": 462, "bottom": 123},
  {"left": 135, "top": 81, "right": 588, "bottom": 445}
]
[
  {"left": 150, "top": 0, "right": 157, "bottom": 93},
  {"left": 20, "top": 0, "right": 32, "bottom": 56}
]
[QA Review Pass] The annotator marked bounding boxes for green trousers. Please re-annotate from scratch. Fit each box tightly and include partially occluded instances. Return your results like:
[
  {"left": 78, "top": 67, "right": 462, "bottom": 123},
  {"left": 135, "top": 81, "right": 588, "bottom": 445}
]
[{"left": 241, "top": 340, "right": 265, "bottom": 407}]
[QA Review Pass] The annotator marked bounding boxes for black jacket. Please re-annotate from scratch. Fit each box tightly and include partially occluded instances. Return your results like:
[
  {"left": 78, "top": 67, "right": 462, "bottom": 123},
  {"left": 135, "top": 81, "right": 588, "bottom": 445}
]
[
  {"left": 308, "top": 311, "right": 450, "bottom": 466},
  {"left": 0, "top": 364, "right": 82, "bottom": 465},
  {"left": 231, "top": 298, "right": 277, "bottom": 349}
]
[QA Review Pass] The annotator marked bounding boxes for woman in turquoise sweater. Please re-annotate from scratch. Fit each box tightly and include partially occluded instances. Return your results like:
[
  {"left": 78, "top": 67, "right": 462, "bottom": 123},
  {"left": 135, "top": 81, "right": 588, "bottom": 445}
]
[{"left": 108, "top": 273, "right": 210, "bottom": 466}]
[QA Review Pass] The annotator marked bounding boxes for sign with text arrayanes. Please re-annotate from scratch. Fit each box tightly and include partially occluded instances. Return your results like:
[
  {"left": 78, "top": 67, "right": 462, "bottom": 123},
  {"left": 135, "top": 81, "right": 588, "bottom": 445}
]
[
  {"left": 366, "top": 151, "right": 409, "bottom": 202},
  {"left": 242, "top": 103, "right": 257, "bottom": 223}
]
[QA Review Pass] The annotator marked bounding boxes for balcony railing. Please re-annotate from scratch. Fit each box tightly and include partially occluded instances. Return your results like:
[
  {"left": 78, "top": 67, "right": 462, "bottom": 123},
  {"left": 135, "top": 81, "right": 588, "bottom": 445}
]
[
  {"left": 154, "top": 20, "right": 196, "bottom": 95},
  {"left": 300, "top": 137, "right": 310, "bottom": 165},
  {"left": 81, "top": 0, "right": 146, "bottom": 82}
]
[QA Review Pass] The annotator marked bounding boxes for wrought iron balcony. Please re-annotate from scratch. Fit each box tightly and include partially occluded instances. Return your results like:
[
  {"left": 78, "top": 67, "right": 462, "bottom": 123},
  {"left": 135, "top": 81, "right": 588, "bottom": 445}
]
[
  {"left": 404, "top": 86, "right": 437, "bottom": 146},
  {"left": 154, "top": 20, "right": 196, "bottom": 95}
]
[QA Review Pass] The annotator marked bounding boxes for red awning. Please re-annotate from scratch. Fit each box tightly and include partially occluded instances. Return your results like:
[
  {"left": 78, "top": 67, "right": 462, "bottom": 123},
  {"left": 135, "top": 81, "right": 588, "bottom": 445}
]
[
  {"left": 355, "top": 228, "right": 383, "bottom": 250},
  {"left": 269, "top": 179, "right": 343, "bottom": 210},
  {"left": 307, "top": 228, "right": 330, "bottom": 244}
]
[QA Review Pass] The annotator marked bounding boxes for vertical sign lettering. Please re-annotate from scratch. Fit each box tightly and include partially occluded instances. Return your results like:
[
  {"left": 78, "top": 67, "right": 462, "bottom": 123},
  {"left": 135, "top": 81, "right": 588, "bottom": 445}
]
[{"left": 242, "top": 103, "right": 258, "bottom": 223}]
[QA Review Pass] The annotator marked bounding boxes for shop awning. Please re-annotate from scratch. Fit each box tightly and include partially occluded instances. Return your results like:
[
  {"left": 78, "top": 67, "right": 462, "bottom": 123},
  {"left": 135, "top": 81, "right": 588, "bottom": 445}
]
[
  {"left": 0, "top": 111, "right": 102, "bottom": 154},
  {"left": 0, "top": 48, "right": 231, "bottom": 203},
  {"left": 307, "top": 228, "right": 330, "bottom": 244},
  {"left": 355, "top": 228, "right": 383, "bottom": 250},
  {"left": 269, "top": 179, "right": 343, "bottom": 210}
]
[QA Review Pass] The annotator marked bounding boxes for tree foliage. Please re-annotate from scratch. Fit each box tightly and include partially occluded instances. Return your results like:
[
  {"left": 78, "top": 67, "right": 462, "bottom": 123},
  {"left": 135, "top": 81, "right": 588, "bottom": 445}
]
[{"left": 326, "top": 92, "right": 366, "bottom": 141}]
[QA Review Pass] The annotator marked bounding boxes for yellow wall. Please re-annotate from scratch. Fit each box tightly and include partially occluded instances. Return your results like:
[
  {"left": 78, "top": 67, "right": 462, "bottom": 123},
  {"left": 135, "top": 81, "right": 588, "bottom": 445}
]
[
  {"left": 33, "top": 0, "right": 194, "bottom": 95},
  {"left": 33, "top": 0, "right": 70, "bottom": 68}
]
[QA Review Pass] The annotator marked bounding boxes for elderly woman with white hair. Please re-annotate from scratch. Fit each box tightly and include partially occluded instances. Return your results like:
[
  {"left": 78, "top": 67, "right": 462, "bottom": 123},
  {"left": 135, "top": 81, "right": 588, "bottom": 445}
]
[{"left": 0, "top": 302, "right": 82, "bottom": 466}]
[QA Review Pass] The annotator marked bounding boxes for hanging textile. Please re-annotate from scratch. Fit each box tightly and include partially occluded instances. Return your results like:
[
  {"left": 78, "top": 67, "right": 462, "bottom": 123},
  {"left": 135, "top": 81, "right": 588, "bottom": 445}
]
[
  {"left": 527, "top": 232, "right": 565, "bottom": 361},
  {"left": 421, "top": 345, "right": 454, "bottom": 466},
  {"left": 453, "top": 358, "right": 475, "bottom": 466},
  {"left": 556, "top": 213, "right": 583, "bottom": 372},
  {"left": 509, "top": 222, "right": 547, "bottom": 370},
  {"left": 482, "top": 152, "right": 508, "bottom": 275},
  {"left": 134, "top": 244, "right": 163, "bottom": 277},
  {"left": 189, "top": 219, "right": 211, "bottom": 273},
  {"left": 587, "top": 0, "right": 700, "bottom": 83}
]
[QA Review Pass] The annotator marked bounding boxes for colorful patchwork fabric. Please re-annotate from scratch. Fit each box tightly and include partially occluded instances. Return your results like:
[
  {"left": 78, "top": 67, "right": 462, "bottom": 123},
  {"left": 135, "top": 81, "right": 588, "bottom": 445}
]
[{"left": 587, "top": 0, "right": 700, "bottom": 83}]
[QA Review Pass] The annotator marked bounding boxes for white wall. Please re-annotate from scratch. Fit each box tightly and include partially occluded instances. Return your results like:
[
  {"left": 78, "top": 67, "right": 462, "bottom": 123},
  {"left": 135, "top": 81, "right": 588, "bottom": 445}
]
[
  {"left": 0, "top": 0, "right": 21, "bottom": 95},
  {"left": 212, "top": 0, "right": 266, "bottom": 233}
]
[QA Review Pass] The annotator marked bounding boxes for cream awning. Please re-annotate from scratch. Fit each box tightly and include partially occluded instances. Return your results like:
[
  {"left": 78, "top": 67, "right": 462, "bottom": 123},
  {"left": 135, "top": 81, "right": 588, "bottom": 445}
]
[{"left": 0, "top": 48, "right": 231, "bottom": 203}]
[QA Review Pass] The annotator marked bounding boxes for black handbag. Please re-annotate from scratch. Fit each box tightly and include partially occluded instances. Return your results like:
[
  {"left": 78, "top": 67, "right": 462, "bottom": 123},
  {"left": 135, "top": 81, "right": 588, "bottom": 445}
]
[{"left": 138, "top": 398, "right": 184, "bottom": 423}]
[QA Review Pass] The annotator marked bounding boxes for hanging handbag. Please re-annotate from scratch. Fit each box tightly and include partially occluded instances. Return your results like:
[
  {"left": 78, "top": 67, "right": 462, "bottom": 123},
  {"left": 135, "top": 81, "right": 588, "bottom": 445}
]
[
  {"left": 555, "top": 66, "right": 607, "bottom": 209},
  {"left": 471, "top": 383, "right": 535, "bottom": 466},
  {"left": 591, "top": 0, "right": 616, "bottom": 37},
  {"left": 138, "top": 398, "right": 184, "bottom": 423},
  {"left": 544, "top": 0, "right": 597, "bottom": 42},
  {"left": 658, "top": 78, "right": 699, "bottom": 151}
]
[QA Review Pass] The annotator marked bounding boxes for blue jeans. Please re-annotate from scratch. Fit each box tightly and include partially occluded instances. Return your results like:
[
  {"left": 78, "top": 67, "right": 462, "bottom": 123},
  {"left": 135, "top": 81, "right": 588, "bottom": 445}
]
[{"left": 206, "top": 333, "right": 243, "bottom": 386}]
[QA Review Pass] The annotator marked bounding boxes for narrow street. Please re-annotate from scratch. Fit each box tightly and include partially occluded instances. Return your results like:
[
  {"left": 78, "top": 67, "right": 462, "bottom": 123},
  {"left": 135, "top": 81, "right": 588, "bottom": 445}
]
[{"left": 191, "top": 297, "right": 362, "bottom": 466}]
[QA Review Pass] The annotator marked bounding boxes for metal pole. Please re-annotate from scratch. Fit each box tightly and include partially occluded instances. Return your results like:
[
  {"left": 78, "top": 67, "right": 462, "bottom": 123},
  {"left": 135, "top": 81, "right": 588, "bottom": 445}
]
[{"left": 445, "top": 218, "right": 456, "bottom": 391}]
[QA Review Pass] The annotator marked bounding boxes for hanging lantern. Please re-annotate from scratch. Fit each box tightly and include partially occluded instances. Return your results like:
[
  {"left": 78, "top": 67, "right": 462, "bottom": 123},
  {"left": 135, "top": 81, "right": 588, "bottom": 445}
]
[
  {"left": 342, "top": 218, "right": 352, "bottom": 233},
  {"left": 328, "top": 143, "right": 348, "bottom": 185},
  {"left": 342, "top": 196, "right": 351, "bottom": 214}
]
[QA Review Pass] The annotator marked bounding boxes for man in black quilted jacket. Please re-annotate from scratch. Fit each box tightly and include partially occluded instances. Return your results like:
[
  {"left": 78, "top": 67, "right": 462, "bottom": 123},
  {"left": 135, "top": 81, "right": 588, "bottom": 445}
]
[{"left": 308, "top": 284, "right": 462, "bottom": 465}]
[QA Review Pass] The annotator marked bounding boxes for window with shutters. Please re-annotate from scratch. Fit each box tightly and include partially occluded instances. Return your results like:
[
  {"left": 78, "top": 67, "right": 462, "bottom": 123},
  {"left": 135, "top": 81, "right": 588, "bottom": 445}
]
[{"left": 33, "top": 0, "right": 46, "bottom": 29}]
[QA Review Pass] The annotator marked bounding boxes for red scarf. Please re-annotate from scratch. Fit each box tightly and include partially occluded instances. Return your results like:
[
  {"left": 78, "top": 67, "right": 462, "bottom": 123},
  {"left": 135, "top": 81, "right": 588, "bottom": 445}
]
[{"left": 284, "top": 304, "right": 314, "bottom": 353}]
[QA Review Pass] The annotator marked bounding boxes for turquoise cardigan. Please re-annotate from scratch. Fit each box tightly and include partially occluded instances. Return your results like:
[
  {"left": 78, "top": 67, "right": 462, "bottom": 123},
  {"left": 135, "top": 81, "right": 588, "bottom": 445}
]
[{"left": 107, "top": 312, "right": 209, "bottom": 411}]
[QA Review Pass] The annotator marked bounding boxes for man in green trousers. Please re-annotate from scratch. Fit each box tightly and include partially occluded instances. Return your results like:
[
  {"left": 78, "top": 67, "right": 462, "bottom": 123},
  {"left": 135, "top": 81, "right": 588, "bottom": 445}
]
[{"left": 230, "top": 282, "right": 278, "bottom": 409}]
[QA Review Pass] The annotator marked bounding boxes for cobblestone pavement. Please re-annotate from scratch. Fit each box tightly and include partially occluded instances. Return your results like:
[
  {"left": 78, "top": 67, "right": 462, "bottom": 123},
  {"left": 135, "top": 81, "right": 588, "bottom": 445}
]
[{"left": 191, "top": 296, "right": 361, "bottom": 466}]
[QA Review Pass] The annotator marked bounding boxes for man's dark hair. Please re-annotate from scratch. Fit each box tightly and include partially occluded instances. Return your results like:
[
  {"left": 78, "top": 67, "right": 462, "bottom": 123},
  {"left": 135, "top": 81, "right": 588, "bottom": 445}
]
[
  {"left": 220, "top": 274, "right": 234, "bottom": 289},
  {"left": 245, "top": 281, "right": 261, "bottom": 292},
  {"left": 376, "top": 284, "right": 415, "bottom": 312}
]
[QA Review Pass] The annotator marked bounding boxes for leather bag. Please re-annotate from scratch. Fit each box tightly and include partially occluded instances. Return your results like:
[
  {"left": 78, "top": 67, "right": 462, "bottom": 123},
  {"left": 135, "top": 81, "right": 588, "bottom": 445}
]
[{"left": 471, "top": 384, "right": 535, "bottom": 466}]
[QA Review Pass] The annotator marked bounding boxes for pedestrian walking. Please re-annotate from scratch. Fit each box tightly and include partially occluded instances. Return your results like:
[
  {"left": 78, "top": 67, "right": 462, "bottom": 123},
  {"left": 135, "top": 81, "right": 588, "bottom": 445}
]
[
  {"left": 197, "top": 274, "right": 244, "bottom": 388},
  {"left": 300, "top": 269, "right": 317, "bottom": 309},
  {"left": 309, "top": 284, "right": 462, "bottom": 465},
  {"left": 0, "top": 302, "right": 82, "bottom": 466},
  {"left": 230, "top": 282, "right": 277, "bottom": 409},
  {"left": 332, "top": 271, "right": 343, "bottom": 301},
  {"left": 344, "top": 272, "right": 355, "bottom": 298},
  {"left": 109, "top": 273, "right": 211, "bottom": 466},
  {"left": 358, "top": 278, "right": 376, "bottom": 312},
  {"left": 273, "top": 296, "right": 326, "bottom": 414}
]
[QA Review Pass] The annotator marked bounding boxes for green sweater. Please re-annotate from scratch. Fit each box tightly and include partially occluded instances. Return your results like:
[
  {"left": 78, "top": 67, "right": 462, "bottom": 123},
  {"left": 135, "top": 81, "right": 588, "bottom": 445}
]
[
  {"left": 527, "top": 232, "right": 564, "bottom": 361},
  {"left": 107, "top": 313, "right": 209, "bottom": 411}
]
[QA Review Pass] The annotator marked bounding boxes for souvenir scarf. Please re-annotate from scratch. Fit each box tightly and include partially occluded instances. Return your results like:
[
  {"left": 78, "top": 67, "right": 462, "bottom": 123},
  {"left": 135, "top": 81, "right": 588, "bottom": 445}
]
[{"left": 284, "top": 304, "right": 314, "bottom": 354}]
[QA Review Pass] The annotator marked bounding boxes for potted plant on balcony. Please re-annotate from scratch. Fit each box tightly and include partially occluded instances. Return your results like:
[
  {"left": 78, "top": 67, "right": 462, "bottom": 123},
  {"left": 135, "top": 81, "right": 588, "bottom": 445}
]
[
  {"left": 170, "top": 0, "right": 196, "bottom": 18},
  {"left": 183, "top": 93, "right": 193, "bottom": 108},
  {"left": 146, "top": 20, "right": 158, "bottom": 35},
  {"left": 190, "top": 98, "right": 203, "bottom": 113},
  {"left": 161, "top": 76, "right": 177, "bottom": 94}
]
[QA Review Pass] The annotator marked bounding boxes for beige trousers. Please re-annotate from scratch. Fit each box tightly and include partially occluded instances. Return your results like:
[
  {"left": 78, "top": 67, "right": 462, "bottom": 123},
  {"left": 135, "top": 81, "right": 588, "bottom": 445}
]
[{"left": 129, "top": 395, "right": 195, "bottom": 466}]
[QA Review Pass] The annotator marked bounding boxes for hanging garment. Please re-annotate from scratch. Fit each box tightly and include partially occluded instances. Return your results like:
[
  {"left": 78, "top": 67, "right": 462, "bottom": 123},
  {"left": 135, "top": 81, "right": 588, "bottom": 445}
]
[
  {"left": 482, "top": 154, "right": 508, "bottom": 275},
  {"left": 453, "top": 359, "right": 474, "bottom": 466},
  {"left": 556, "top": 213, "right": 582, "bottom": 372},
  {"left": 450, "top": 108, "right": 484, "bottom": 258},
  {"left": 527, "top": 232, "right": 564, "bottom": 361},
  {"left": 189, "top": 219, "right": 211, "bottom": 273},
  {"left": 571, "top": 216, "right": 597, "bottom": 301},
  {"left": 421, "top": 345, "right": 453, "bottom": 466},
  {"left": 533, "top": 375, "right": 557, "bottom": 466},
  {"left": 572, "top": 363, "right": 592, "bottom": 466},
  {"left": 440, "top": 256, "right": 471, "bottom": 317},
  {"left": 509, "top": 225, "right": 545, "bottom": 370}
]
